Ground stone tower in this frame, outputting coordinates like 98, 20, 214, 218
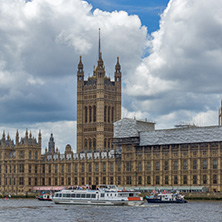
77, 31, 121, 152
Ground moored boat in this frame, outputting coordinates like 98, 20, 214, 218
52, 185, 144, 206
146, 191, 187, 204
36, 194, 53, 201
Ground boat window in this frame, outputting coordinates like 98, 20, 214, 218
59, 193, 62, 197
76, 194, 81, 198
100, 193, 105, 197
86, 194, 90, 198
110, 194, 112, 196
81, 194, 86, 198
129, 193, 134, 197
55, 193, 58, 197
91, 194, 96, 198
71, 194, 75, 198
63, 194, 68, 198
67, 194, 71, 198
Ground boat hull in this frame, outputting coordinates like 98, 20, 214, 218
53, 199, 127, 206
146, 199, 187, 204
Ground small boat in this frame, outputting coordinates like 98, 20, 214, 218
52, 185, 144, 206
146, 192, 187, 204
36, 194, 53, 201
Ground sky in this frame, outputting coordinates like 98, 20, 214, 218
0, 0, 222, 152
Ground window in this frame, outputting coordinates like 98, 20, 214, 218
203, 160, 207, 169
81, 177, 84, 185
118, 176, 121, 185
213, 175, 217, 184
35, 152, 38, 160
42, 165, 45, 174
165, 176, 168, 185
174, 161, 178, 170
89, 106, 92, 122
103, 163, 106, 172
183, 175, 187, 184
88, 163, 92, 173
110, 177, 113, 184
156, 176, 160, 185
89, 139, 92, 149
213, 159, 217, 169
193, 175, 197, 184
111, 107, 114, 122
75, 164, 78, 173
164, 161, 168, 171
108, 106, 111, 123
74, 177, 77, 185
203, 175, 207, 184
55, 164, 58, 173
155, 162, 160, 171
93, 106, 96, 122
29, 151, 32, 160
85, 106, 88, 123
49, 178, 51, 186
61, 177, 64, 185
19, 177, 24, 185
117, 162, 121, 172
147, 176, 151, 184
138, 176, 142, 185
85, 139, 88, 149
174, 175, 178, 184
89, 177, 92, 185
193, 160, 197, 170
35, 166, 38, 174
147, 162, 151, 171
126, 176, 131, 185
95, 163, 99, 172
55, 178, 57, 186
103, 177, 106, 184
81, 163, 85, 173
183, 160, 187, 170
68, 164, 71, 173
49, 165, 51, 174
5, 166, 7, 173
138, 162, 142, 172
61, 164, 64, 173
93, 138, 96, 149
110, 163, 113, 172
20, 151, 24, 158
126, 162, 131, 171
104, 106, 107, 122
68, 177, 71, 185
19, 164, 24, 173
42, 178, 45, 185
29, 165, 32, 174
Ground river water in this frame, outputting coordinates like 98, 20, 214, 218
0, 199, 221, 222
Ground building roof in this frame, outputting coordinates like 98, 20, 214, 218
114, 118, 155, 138
140, 125, 222, 146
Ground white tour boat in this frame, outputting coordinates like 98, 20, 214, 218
52, 185, 144, 206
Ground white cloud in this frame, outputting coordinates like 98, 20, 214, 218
124, 0, 222, 128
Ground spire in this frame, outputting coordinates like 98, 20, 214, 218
98, 28, 101, 60
78, 56, 83, 71
16, 129, 19, 145
115, 56, 121, 73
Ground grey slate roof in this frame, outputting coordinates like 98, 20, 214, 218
114, 118, 155, 138
140, 125, 222, 146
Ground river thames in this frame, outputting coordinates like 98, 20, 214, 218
0, 199, 221, 222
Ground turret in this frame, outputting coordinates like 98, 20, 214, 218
77, 56, 84, 81
16, 130, 19, 145
38, 130, 42, 147
48, 133, 55, 153
2, 131, 5, 146
115, 56, 121, 82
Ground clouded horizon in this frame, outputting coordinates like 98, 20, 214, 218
0, 0, 222, 152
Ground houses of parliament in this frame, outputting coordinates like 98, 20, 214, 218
1, 43, 222, 195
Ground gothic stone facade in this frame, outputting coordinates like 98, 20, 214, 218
77, 53, 121, 152
1, 119, 222, 194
